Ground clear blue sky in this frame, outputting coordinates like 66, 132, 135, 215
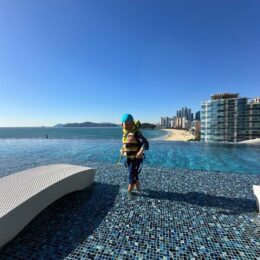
0, 0, 259, 126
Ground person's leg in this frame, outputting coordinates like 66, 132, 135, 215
128, 184, 135, 192
135, 180, 141, 190
133, 158, 142, 190
126, 158, 135, 192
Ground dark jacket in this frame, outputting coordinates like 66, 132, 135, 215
135, 131, 149, 150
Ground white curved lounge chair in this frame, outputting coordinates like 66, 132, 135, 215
0, 164, 96, 248
253, 185, 260, 213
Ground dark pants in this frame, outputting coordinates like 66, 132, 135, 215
125, 158, 143, 184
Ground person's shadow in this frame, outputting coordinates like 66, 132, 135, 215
139, 189, 257, 215
0, 182, 120, 259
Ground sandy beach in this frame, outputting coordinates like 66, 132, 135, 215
162, 129, 195, 141
239, 138, 260, 144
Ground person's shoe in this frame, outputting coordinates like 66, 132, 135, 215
135, 181, 141, 191
128, 184, 134, 193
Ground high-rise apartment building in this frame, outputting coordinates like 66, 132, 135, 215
176, 110, 181, 118
173, 107, 194, 129
201, 93, 260, 142
161, 107, 195, 129
160, 117, 166, 127
195, 111, 200, 121
160, 117, 171, 128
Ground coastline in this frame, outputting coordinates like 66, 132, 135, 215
239, 138, 260, 144
161, 129, 195, 141
160, 130, 260, 144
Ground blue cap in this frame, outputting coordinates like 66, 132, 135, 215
121, 113, 134, 123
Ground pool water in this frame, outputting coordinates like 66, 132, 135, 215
0, 139, 259, 177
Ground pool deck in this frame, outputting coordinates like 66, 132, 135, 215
0, 163, 260, 259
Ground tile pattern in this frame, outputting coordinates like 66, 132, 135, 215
0, 162, 260, 259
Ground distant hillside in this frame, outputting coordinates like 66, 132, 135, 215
54, 122, 155, 128
140, 123, 156, 129
54, 122, 119, 127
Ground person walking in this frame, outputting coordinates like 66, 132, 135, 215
120, 113, 149, 192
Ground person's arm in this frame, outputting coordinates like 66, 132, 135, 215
135, 132, 149, 158
136, 132, 149, 150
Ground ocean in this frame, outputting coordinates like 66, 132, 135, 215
0, 127, 259, 176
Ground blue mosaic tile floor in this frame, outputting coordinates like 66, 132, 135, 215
0, 163, 260, 259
